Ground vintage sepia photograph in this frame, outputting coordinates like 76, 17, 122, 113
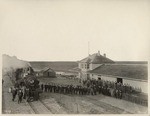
1, 0, 149, 114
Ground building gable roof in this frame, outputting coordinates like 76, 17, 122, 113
79, 53, 114, 64
88, 64, 148, 80
41, 67, 55, 73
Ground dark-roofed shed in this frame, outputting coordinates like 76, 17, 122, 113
40, 67, 56, 78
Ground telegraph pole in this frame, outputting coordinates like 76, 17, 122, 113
88, 41, 90, 56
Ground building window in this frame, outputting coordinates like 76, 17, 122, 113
82, 64, 84, 69
85, 64, 87, 69
87, 63, 89, 69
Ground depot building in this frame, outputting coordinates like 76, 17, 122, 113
77, 51, 148, 93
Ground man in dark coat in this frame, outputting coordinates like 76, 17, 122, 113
93, 85, 97, 95
25, 87, 30, 102
49, 84, 52, 92
53, 84, 56, 93
12, 87, 17, 101
34, 90, 39, 101
41, 84, 44, 91
18, 89, 23, 104
90, 85, 94, 95
119, 90, 122, 99
44, 84, 47, 92
47, 84, 50, 92
98, 85, 102, 94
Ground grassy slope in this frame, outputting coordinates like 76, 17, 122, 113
30, 61, 78, 72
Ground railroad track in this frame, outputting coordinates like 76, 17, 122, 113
30, 92, 131, 114
83, 96, 131, 114
28, 102, 37, 114
39, 99, 54, 113
39, 98, 68, 114
28, 100, 52, 114
62, 94, 132, 114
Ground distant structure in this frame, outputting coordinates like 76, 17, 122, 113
77, 51, 148, 93
78, 51, 114, 79
36, 67, 56, 78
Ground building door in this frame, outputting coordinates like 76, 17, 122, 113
117, 78, 123, 83
87, 74, 90, 80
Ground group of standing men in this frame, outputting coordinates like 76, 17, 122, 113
40, 79, 130, 99
10, 86, 30, 103
40, 80, 123, 99
41, 83, 89, 95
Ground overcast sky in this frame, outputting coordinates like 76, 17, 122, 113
0, 0, 150, 61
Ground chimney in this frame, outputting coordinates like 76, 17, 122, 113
98, 51, 100, 56
103, 53, 106, 57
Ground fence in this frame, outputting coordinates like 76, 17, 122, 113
122, 93, 148, 106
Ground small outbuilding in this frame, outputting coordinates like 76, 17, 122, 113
38, 67, 56, 78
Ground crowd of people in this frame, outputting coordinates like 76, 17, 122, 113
82, 78, 141, 94
8, 72, 142, 104
40, 78, 141, 99
9, 86, 25, 104
5, 68, 143, 106
9, 85, 39, 103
